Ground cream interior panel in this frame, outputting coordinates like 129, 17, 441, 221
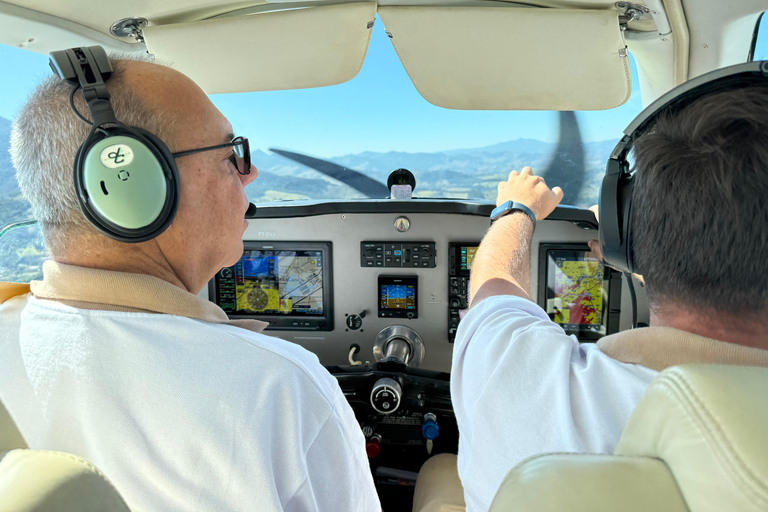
378, 6, 632, 110
143, 2, 376, 93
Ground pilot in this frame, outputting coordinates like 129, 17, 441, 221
0, 54, 380, 511
434, 86, 768, 511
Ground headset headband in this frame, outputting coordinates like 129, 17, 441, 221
48, 46, 180, 243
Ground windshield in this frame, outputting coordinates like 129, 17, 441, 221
0, 18, 643, 235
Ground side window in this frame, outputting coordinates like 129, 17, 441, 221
0, 221, 45, 283
750, 12, 768, 61
0, 43, 50, 282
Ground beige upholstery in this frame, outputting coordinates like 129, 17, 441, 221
0, 400, 26, 452
0, 450, 130, 512
413, 453, 466, 512
489, 365, 768, 512
616, 365, 768, 512
490, 454, 688, 511
0, 400, 130, 511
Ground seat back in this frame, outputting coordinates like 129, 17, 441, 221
491, 365, 768, 512
0, 449, 131, 512
2, 380, 129, 511
490, 453, 687, 512
0, 398, 27, 451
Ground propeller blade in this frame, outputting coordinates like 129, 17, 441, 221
269, 148, 390, 199
542, 111, 585, 205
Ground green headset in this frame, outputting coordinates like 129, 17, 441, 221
49, 46, 179, 243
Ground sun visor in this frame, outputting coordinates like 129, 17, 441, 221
378, 6, 631, 110
143, 3, 376, 94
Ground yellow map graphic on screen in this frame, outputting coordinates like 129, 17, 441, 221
236, 282, 292, 313
554, 261, 603, 325
466, 247, 478, 270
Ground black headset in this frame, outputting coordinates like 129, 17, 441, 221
49, 46, 179, 243
599, 60, 768, 274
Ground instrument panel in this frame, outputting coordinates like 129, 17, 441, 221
205, 201, 647, 374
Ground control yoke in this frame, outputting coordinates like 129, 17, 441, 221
373, 325, 425, 368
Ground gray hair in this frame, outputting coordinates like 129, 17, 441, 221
10, 52, 172, 256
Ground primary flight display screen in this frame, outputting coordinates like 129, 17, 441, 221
540, 246, 608, 339
378, 276, 418, 318
211, 242, 333, 330
459, 246, 479, 271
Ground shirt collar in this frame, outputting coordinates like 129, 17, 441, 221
30, 261, 268, 334
597, 326, 768, 371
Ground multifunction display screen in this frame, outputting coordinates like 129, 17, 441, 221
220, 249, 324, 316
459, 246, 478, 271
378, 276, 418, 318
544, 249, 606, 337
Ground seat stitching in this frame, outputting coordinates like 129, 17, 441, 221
660, 372, 768, 505
15, 450, 131, 511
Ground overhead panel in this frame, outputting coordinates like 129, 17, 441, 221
143, 2, 376, 94
378, 6, 632, 110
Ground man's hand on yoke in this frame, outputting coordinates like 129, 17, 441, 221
496, 166, 564, 220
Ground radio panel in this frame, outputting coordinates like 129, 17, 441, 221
361, 242, 436, 268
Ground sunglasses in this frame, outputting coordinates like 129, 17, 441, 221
171, 136, 251, 175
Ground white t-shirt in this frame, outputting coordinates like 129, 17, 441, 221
451, 295, 658, 512
0, 294, 380, 512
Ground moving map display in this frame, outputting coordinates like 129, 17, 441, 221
544, 249, 606, 336
225, 249, 324, 316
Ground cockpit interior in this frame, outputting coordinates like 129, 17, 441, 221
1, 0, 767, 510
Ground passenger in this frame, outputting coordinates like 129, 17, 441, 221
449, 87, 768, 511
0, 56, 380, 511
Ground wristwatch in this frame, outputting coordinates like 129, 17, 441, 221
490, 201, 537, 227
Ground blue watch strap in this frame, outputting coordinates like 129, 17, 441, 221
490, 200, 537, 227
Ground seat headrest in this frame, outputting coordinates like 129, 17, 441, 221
615, 365, 768, 512
0, 449, 130, 511
489, 453, 688, 512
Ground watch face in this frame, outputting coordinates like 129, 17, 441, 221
491, 201, 513, 220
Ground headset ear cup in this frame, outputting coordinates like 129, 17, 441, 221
74, 126, 179, 243
599, 150, 634, 274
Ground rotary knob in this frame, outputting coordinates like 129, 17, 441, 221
370, 377, 402, 415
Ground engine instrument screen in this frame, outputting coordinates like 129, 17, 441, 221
378, 276, 418, 318
211, 242, 333, 330
460, 246, 478, 271
541, 246, 608, 338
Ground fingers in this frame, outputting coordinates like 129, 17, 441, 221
520, 166, 533, 177
588, 239, 604, 262
507, 170, 519, 181
551, 186, 564, 201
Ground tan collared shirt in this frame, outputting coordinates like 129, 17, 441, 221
29, 260, 268, 333
598, 326, 768, 371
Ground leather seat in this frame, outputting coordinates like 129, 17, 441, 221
0, 399, 130, 511
490, 365, 768, 511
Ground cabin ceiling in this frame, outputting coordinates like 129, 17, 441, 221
1, 0, 765, 110
2, 0, 624, 39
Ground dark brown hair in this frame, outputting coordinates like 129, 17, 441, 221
631, 86, 768, 314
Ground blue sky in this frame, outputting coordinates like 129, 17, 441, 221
0, 17, 653, 158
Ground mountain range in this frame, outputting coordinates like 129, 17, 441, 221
1, 115, 619, 230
